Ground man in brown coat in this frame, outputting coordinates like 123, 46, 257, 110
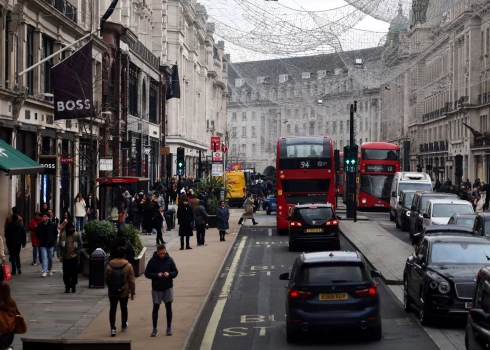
104, 246, 136, 337
4, 206, 22, 230
189, 194, 200, 214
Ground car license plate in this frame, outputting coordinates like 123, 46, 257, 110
319, 293, 348, 301
465, 302, 473, 309
306, 228, 323, 233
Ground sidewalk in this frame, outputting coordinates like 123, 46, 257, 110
340, 220, 413, 284
7, 209, 242, 349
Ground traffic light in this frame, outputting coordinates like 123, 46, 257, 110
345, 145, 358, 173
416, 164, 422, 172
455, 164, 463, 177
177, 147, 185, 175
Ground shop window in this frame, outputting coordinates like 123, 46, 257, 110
26, 25, 35, 95
43, 35, 54, 94
149, 78, 158, 123
129, 63, 139, 116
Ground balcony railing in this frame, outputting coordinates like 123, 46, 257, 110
471, 138, 490, 149
44, 0, 77, 23
419, 140, 448, 153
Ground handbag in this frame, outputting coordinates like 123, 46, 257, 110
2, 264, 12, 282
14, 309, 27, 334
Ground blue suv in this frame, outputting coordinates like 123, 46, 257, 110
279, 251, 382, 343
262, 196, 276, 215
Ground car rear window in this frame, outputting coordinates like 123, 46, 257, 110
457, 218, 475, 228
293, 208, 333, 221
433, 204, 474, 217
299, 264, 367, 284
419, 195, 456, 211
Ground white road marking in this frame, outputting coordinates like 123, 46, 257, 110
200, 236, 248, 350
268, 228, 272, 236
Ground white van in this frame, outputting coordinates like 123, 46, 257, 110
389, 172, 432, 221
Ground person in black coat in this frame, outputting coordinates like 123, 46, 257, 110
153, 205, 166, 246
177, 198, 194, 250
109, 229, 135, 267
142, 198, 155, 235
5, 215, 26, 275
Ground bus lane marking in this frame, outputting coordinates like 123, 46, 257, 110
200, 236, 248, 350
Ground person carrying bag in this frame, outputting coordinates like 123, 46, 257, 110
0, 282, 27, 349
0, 235, 5, 282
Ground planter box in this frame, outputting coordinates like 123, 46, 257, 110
208, 215, 218, 228
80, 249, 90, 277
133, 247, 147, 277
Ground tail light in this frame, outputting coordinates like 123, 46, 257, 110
355, 284, 378, 297
288, 287, 312, 299
326, 219, 339, 226
290, 221, 302, 227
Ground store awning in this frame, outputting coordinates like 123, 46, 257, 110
0, 139, 46, 175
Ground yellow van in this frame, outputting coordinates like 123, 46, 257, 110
225, 171, 247, 207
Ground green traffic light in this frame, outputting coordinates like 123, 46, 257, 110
178, 162, 183, 167
352, 159, 356, 164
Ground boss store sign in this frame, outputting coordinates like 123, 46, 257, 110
38, 156, 57, 175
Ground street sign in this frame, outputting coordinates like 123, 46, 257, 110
60, 156, 74, 164
210, 136, 221, 151
212, 164, 223, 176
221, 145, 228, 153
212, 151, 223, 162
177, 168, 184, 176
100, 158, 113, 171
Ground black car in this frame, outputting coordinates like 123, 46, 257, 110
396, 190, 416, 232
472, 213, 490, 238
447, 213, 476, 229
411, 225, 475, 245
279, 251, 382, 343
465, 266, 490, 350
403, 235, 490, 325
409, 191, 458, 239
288, 203, 341, 252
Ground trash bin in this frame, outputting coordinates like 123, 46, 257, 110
89, 248, 106, 288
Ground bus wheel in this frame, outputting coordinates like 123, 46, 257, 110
278, 229, 288, 236
389, 211, 395, 221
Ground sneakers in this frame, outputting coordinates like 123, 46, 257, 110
18, 269, 21, 275
111, 329, 116, 337
253, 222, 258, 225
42, 272, 47, 277
151, 329, 158, 337
71, 286, 76, 293
180, 247, 184, 250
48, 271, 53, 276
65, 288, 70, 293
31, 262, 37, 266
203, 243, 207, 246
186, 246, 192, 250
122, 322, 128, 332
166, 328, 172, 336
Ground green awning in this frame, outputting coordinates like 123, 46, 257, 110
0, 139, 46, 175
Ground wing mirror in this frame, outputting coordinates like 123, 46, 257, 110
370, 269, 382, 278
337, 215, 342, 220
416, 254, 426, 266
398, 199, 403, 205
279, 272, 290, 280
470, 308, 490, 322
423, 213, 429, 219
391, 191, 396, 197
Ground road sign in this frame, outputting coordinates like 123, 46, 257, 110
212, 151, 223, 162
221, 145, 228, 153
210, 136, 221, 151
212, 164, 223, 176
177, 168, 184, 176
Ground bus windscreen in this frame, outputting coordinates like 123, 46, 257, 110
278, 138, 332, 169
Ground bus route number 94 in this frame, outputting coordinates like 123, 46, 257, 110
300, 161, 310, 168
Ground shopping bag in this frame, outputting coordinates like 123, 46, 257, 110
2, 264, 12, 281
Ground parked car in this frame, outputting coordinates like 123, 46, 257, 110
465, 266, 490, 350
279, 251, 382, 343
396, 190, 416, 232
390, 172, 432, 221
411, 225, 474, 245
447, 213, 476, 229
471, 213, 490, 238
403, 235, 490, 325
409, 191, 458, 240
288, 203, 341, 252
423, 199, 474, 229
262, 196, 277, 215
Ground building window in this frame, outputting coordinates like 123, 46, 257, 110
149, 78, 158, 123
333, 121, 336, 133
295, 125, 299, 134
335, 68, 342, 75
252, 126, 256, 137
317, 70, 326, 79
252, 112, 256, 121
287, 124, 291, 135
235, 78, 244, 87
231, 126, 237, 137
241, 144, 246, 154
279, 74, 289, 83
340, 121, 343, 133
302, 72, 311, 79
42, 35, 54, 94
252, 144, 256, 153
242, 126, 247, 137
257, 76, 267, 84
129, 63, 139, 116
232, 112, 237, 121
26, 25, 35, 95
242, 112, 247, 121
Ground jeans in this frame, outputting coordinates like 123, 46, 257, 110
41, 246, 54, 273
196, 224, 206, 245
76, 216, 85, 231
8, 244, 21, 273
109, 296, 129, 330
32, 246, 42, 264
62, 257, 78, 288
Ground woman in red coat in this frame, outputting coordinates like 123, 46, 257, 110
28, 212, 43, 266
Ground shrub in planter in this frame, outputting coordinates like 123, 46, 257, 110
122, 224, 144, 257
84, 220, 117, 254
207, 197, 220, 215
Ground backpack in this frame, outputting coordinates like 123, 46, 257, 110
107, 263, 127, 294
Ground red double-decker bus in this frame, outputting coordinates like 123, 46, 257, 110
276, 136, 336, 235
336, 151, 344, 196
359, 142, 400, 209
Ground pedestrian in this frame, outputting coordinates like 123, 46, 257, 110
105, 246, 136, 337
74, 193, 87, 232
47, 209, 60, 226
144, 244, 178, 337
28, 212, 43, 266
472, 187, 480, 212
0, 233, 5, 282
153, 205, 167, 246
110, 229, 136, 267
434, 179, 441, 191
86, 193, 97, 221
40, 202, 49, 215
4, 215, 26, 275
238, 192, 258, 225
195, 200, 209, 246
131, 193, 142, 231
4, 207, 23, 230
56, 221, 82, 293
217, 201, 230, 242
476, 195, 485, 213
37, 212, 58, 277
142, 197, 155, 235
0, 282, 24, 349
58, 211, 74, 235
177, 197, 194, 250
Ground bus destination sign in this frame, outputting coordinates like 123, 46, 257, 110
365, 164, 396, 173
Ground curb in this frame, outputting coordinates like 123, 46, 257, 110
339, 228, 403, 285
181, 225, 242, 350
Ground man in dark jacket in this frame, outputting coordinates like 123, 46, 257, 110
153, 205, 166, 246
56, 221, 82, 293
109, 229, 135, 268
194, 201, 208, 246
37, 212, 58, 277
144, 245, 178, 337
177, 198, 194, 250
5, 214, 26, 275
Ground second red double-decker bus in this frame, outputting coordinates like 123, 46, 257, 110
336, 151, 344, 197
359, 142, 400, 210
276, 136, 336, 235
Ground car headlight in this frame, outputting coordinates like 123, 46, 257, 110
406, 211, 411, 216
361, 199, 367, 204
438, 281, 450, 294
429, 281, 438, 289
